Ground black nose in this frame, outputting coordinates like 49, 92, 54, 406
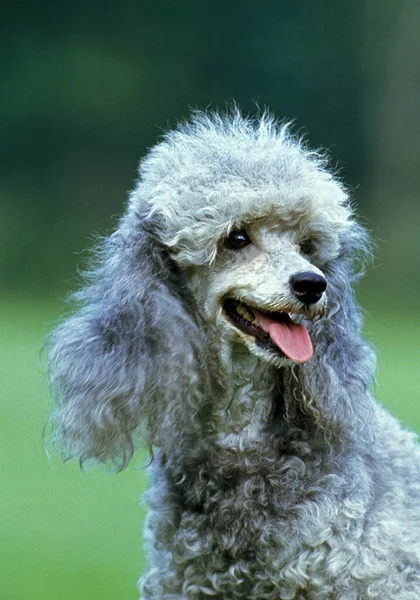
290, 271, 327, 305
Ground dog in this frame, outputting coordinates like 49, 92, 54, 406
48, 111, 420, 599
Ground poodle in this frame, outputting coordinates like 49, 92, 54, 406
48, 111, 420, 599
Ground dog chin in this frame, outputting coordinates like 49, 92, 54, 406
248, 339, 295, 368
222, 324, 295, 368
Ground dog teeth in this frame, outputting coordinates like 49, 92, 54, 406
235, 303, 255, 322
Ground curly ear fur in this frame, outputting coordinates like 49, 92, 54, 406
48, 208, 214, 469
284, 221, 377, 445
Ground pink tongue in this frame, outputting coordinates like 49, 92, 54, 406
255, 312, 313, 364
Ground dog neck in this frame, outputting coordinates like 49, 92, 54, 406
212, 342, 280, 448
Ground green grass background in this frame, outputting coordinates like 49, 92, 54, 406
1, 296, 419, 600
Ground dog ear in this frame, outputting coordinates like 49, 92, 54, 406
47, 208, 210, 469
284, 222, 377, 443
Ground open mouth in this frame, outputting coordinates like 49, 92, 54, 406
223, 298, 313, 364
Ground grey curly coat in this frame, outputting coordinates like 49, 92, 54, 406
48, 112, 420, 599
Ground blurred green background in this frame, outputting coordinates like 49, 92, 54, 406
1, 2, 419, 599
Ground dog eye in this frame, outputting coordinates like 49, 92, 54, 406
299, 238, 314, 255
225, 229, 252, 250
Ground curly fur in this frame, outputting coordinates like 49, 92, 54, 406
48, 111, 420, 599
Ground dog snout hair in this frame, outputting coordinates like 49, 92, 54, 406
289, 271, 327, 305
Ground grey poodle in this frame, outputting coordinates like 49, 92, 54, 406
48, 112, 420, 599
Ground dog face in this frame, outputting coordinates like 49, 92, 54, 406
140, 120, 352, 368
183, 217, 329, 367
134, 116, 354, 368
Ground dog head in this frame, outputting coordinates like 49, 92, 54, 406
137, 112, 352, 369
48, 111, 374, 467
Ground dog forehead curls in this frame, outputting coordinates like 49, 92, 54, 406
48, 111, 420, 599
